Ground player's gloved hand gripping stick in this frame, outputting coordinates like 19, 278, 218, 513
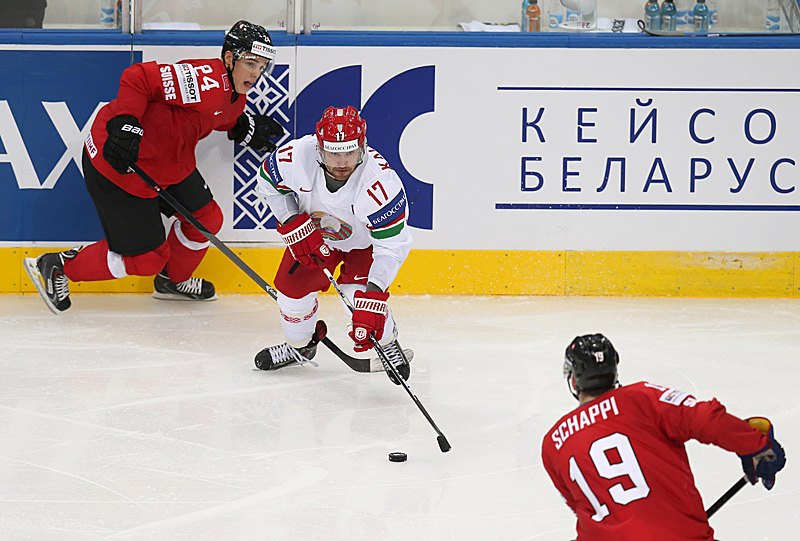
315, 260, 451, 453
104, 115, 143, 174
227, 111, 284, 153
277, 212, 330, 270
706, 416, 786, 518
349, 290, 390, 352
128, 164, 378, 374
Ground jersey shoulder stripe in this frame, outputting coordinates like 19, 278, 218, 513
261, 151, 292, 194
368, 189, 407, 239
371, 221, 405, 240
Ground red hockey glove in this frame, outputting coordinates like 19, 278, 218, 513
349, 290, 389, 352
738, 417, 786, 490
277, 213, 329, 269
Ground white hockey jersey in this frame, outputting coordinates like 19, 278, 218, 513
255, 134, 413, 291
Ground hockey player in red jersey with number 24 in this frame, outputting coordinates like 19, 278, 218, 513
25, 21, 284, 314
542, 334, 786, 541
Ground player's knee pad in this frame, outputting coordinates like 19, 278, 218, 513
123, 242, 170, 276
277, 291, 319, 316
178, 200, 223, 243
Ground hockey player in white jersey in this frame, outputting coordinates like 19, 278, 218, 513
253, 105, 412, 384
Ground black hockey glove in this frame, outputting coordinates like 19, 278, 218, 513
103, 115, 143, 175
227, 112, 284, 153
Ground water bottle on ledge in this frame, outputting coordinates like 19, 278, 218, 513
644, 0, 661, 31
549, 0, 563, 30
522, 0, 542, 32
100, 0, 118, 29
707, 0, 718, 27
676, 0, 690, 31
661, 0, 677, 31
766, 0, 780, 32
692, 0, 709, 32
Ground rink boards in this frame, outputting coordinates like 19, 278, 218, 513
2, 31, 800, 296
5, 247, 798, 297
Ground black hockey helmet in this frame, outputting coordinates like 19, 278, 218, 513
222, 20, 276, 64
563, 333, 619, 399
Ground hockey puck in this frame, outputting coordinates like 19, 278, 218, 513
388, 452, 407, 462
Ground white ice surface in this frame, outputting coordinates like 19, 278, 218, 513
1, 293, 797, 540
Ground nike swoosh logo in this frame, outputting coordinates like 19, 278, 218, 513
353, 275, 369, 281
299, 188, 311, 192
214, 111, 223, 116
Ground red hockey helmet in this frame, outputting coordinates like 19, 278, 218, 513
315, 106, 366, 154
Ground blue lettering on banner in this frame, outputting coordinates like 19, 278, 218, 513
499, 85, 800, 212
368, 190, 406, 228
0, 50, 137, 241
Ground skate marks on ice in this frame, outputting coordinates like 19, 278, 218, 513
0, 294, 798, 539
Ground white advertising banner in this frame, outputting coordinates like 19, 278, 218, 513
149, 44, 800, 252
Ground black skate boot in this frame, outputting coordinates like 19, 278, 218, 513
380, 339, 411, 385
153, 269, 217, 301
255, 320, 328, 370
23, 247, 80, 314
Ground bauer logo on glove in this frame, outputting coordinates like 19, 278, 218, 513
121, 124, 144, 136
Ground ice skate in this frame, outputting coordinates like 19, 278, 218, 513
23, 248, 80, 314
255, 320, 327, 370
153, 270, 217, 301
380, 339, 411, 385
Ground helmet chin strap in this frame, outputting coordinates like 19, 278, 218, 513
568, 376, 580, 401
224, 53, 239, 101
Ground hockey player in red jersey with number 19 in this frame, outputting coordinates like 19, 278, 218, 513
24, 20, 284, 314
541, 334, 786, 541
252, 106, 413, 384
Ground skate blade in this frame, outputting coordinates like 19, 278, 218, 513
23, 257, 61, 316
369, 349, 414, 373
152, 291, 219, 301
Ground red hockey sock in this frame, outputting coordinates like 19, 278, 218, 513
164, 200, 222, 282
62, 241, 115, 282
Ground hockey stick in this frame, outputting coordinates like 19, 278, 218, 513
128, 163, 375, 373
317, 263, 452, 453
706, 477, 747, 518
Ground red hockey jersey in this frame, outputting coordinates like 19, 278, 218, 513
85, 58, 244, 197
541, 382, 767, 541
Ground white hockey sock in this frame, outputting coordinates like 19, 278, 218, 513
277, 291, 319, 348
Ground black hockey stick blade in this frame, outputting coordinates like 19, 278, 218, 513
321, 337, 370, 373
438, 435, 451, 453
128, 164, 371, 374
706, 476, 747, 518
